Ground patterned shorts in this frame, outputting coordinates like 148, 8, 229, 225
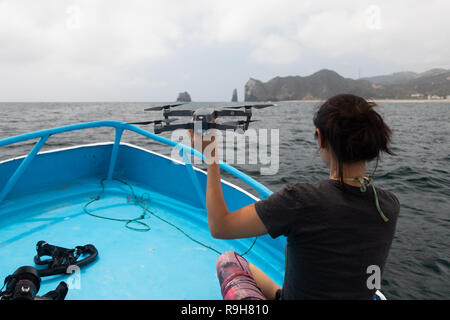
216, 251, 267, 300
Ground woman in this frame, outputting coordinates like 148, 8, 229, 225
190, 94, 399, 300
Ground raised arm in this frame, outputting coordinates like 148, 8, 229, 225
189, 130, 268, 239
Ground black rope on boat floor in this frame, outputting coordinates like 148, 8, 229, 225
83, 178, 257, 257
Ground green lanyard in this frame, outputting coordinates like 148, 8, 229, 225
345, 176, 389, 222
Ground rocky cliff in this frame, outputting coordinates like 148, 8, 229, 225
245, 68, 450, 101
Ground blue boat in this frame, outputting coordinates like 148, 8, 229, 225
0, 121, 286, 299
0, 120, 386, 300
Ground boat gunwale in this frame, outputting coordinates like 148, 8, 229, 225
0, 141, 261, 202
0, 121, 272, 204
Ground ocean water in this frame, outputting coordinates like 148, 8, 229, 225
0, 101, 449, 299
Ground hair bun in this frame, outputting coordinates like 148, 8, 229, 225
313, 94, 394, 171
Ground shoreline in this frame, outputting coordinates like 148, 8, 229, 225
278, 99, 450, 103
0, 99, 449, 104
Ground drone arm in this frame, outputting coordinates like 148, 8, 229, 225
154, 122, 240, 133
214, 110, 249, 117
164, 110, 195, 117
154, 123, 193, 134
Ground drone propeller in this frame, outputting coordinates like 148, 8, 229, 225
220, 120, 259, 126
144, 103, 186, 111
127, 118, 179, 125
225, 103, 276, 110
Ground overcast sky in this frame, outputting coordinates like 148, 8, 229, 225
0, 0, 449, 101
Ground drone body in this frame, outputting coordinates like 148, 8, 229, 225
127, 103, 276, 134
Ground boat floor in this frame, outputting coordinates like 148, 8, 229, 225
0, 178, 284, 299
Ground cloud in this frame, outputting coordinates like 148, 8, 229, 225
197, 0, 311, 43
0, 1, 190, 100
199, 0, 450, 69
0, 0, 449, 100
294, 1, 450, 68
249, 34, 302, 65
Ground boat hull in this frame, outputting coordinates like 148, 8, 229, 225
0, 143, 286, 299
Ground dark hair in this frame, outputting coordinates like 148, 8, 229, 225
313, 94, 394, 183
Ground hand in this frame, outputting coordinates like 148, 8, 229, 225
188, 128, 219, 164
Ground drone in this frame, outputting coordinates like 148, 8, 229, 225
126, 103, 277, 134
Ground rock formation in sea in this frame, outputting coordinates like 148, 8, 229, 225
176, 91, 191, 102
231, 89, 238, 102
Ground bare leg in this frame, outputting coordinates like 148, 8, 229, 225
248, 262, 282, 300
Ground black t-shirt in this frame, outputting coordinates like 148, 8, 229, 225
254, 179, 399, 300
